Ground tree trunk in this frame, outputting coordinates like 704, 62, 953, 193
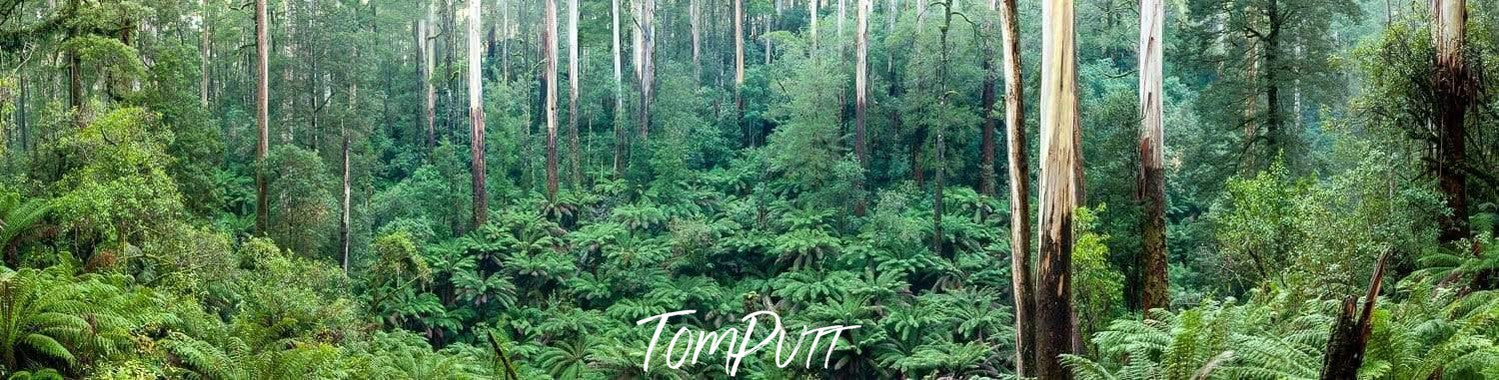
638, 0, 655, 141
612, 0, 625, 177
808, 0, 818, 54
691, 0, 701, 78
569, 0, 581, 188
1036, 0, 1080, 376
1001, 0, 1037, 371
445, 0, 459, 141
1319, 253, 1388, 380
502, 0, 511, 81
1000, 0, 1035, 372
1433, 0, 1471, 245
764, 17, 772, 65
1138, 0, 1169, 313
200, 0, 211, 109
978, 6, 997, 197
340, 127, 351, 273
853, 0, 869, 216
632, 0, 642, 84
470, 0, 489, 227
68, 0, 82, 124
255, 0, 270, 236
1263, 0, 1281, 158
545, 0, 560, 199
735, 0, 746, 146
419, 16, 435, 150
838, 0, 846, 39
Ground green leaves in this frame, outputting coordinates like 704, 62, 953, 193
0, 190, 49, 265
0, 266, 157, 373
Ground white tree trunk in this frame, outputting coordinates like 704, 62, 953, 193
808, 0, 818, 54
569, 0, 581, 187
1036, 0, 1080, 377
1137, 0, 1169, 312
469, 0, 489, 226
545, 0, 560, 197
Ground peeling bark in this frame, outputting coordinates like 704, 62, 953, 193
1138, 0, 1169, 313
1036, 0, 1080, 377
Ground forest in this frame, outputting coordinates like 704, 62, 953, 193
1, 0, 1498, 378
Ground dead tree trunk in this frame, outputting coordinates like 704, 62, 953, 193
1319, 253, 1389, 380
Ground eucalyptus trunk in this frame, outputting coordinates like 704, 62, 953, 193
1432, 0, 1471, 245
569, 0, 581, 188
1036, 0, 1081, 377
1000, 0, 1035, 373
853, 0, 869, 216
255, 0, 270, 236
545, 0, 560, 199
1138, 0, 1169, 313
471, 0, 490, 226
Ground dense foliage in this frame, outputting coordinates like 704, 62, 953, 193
1, 0, 1498, 378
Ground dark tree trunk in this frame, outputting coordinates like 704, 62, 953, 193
1263, 0, 1281, 158
999, 0, 1036, 373
1320, 253, 1388, 380
979, 50, 998, 197
1433, 0, 1471, 245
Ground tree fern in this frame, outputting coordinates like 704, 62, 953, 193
0, 191, 49, 265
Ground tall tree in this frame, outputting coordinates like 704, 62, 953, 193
418, 12, 436, 150
735, 0, 746, 145
808, 0, 817, 54
1138, 0, 1169, 312
568, 0, 581, 188
690, 0, 701, 76
978, 3, 998, 197
1036, 0, 1081, 376
998, 0, 1035, 374
340, 124, 351, 272
638, 0, 655, 140
67, 0, 81, 124
1432, 0, 1471, 245
853, 0, 868, 216
200, 0, 211, 108
255, 0, 270, 236
545, 0, 560, 199
612, 0, 626, 176
470, 0, 490, 227
837, 0, 845, 39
